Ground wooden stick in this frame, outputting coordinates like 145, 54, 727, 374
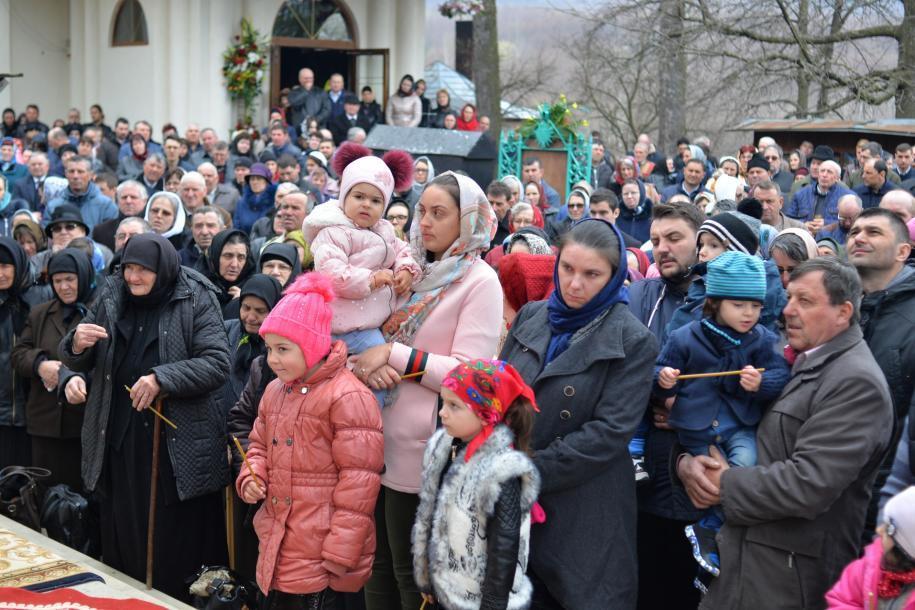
232, 435, 263, 491
401, 370, 426, 380
125, 385, 178, 429
420, 599, 428, 610
146, 397, 162, 590
676, 368, 765, 381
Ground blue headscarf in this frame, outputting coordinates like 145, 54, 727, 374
545, 218, 629, 365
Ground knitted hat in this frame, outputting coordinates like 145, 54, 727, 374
258, 272, 335, 368
884, 486, 915, 560
705, 251, 766, 302
698, 213, 759, 255
747, 153, 769, 172
332, 142, 413, 208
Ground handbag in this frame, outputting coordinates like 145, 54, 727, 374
0, 466, 51, 531
40, 484, 101, 558
187, 564, 259, 610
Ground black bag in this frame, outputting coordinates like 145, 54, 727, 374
0, 466, 51, 531
41, 484, 101, 558
187, 565, 259, 610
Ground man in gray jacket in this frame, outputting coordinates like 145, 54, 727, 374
288, 67, 331, 129
679, 257, 893, 610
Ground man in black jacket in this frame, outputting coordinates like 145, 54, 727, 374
288, 68, 331, 130
848, 207, 915, 540
359, 86, 384, 130
328, 95, 371, 145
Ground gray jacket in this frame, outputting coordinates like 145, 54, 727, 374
59, 268, 231, 501
288, 86, 331, 128
702, 325, 893, 610
500, 301, 659, 610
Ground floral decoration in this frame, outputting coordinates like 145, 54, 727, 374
222, 18, 269, 127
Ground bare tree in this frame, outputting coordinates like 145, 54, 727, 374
473, 0, 502, 136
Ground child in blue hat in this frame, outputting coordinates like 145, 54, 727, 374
652, 250, 790, 589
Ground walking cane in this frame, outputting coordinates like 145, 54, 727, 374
146, 396, 164, 590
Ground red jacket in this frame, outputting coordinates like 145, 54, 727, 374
826, 539, 915, 609
236, 340, 384, 595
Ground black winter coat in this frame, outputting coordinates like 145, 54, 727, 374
59, 268, 231, 500
226, 355, 274, 478
500, 301, 658, 609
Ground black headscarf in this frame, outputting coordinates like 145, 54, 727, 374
234, 274, 282, 376
200, 229, 254, 303
0, 236, 31, 334
120, 233, 181, 308
258, 242, 302, 286
48, 248, 94, 322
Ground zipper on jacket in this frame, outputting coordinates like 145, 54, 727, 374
789, 552, 806, 608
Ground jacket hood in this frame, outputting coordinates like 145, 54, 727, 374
0, 236, 30, 297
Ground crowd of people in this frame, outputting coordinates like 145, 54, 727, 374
1, 71, 915, 610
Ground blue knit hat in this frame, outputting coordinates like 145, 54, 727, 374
705, 251, 766, 302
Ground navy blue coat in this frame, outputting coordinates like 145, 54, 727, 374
786, 182, 854, 223
853, 180, 898, 209
654, 320, 789, 432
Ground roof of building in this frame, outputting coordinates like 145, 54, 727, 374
731, 118, 915, 137
423, 61, 537, 120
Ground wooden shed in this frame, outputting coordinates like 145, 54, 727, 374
730, 118, 915, 157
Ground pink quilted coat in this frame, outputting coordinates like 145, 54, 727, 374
826, 539, 915, 609
303, 200, 420, 334
236, 340, 384, 595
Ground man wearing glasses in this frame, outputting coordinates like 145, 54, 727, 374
763, 145, 794, 194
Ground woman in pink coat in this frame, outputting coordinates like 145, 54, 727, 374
237, 273, 384, 608
826, 486, 915, 609
355, 171, 502, 610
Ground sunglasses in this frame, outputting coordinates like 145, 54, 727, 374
386, 214, 408, 221
568, 203, 585, 209
51, 223, 80, 233
764, 156, 779, 161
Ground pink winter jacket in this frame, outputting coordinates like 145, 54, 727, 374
236, 341, 384, 595
304, 199, 421, 334
826, 540, 915, 609
382, 258, 503, 493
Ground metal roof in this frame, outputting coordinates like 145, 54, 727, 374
731, 118, 915, 137
422, 61, 538, 120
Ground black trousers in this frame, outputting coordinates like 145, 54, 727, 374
265, 588, 338, 610
636, 511, 701, 610
363, 486, 421, 610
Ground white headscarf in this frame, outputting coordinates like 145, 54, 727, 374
144, 191, 187, 240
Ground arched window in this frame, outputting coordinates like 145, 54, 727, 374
112, 0, 149, 47
272, 0, 355, 42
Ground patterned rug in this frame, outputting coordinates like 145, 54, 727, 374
0, 529, 102, 591
0, 587, 167, 609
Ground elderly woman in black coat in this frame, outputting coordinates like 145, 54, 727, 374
59, 233, 230, 601
11, 248, 94, 491
500, 219, 658, 610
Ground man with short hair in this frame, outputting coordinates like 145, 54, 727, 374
847, 142, 901, 188
661, 158, 707, 203
113, 216, 150, 253
276, 191, 309, 235
46, 127, 71, 178
326, 73, 352, 122
318, 138, 336, 166
276, 155, 309, 192
15, 104, 48, 138
816, 193, 862, 244
93, 171, 118, 201
786, 159, 854, 230
184, 123, 203, 161
232, 157, 252, 194
590, 141, 613, 190
486, 181, 513, 249
522, 157, 560, 210
764, 145, 793, 193
83, 125, 120, 172
211, 141, 231, 182
679, 258, 892, 609
179, 171, 208, 214
138, 153, 165, 195
895, 142, 915, 183
163, 135, 195, 172
191, 128, 218, 165
589, 188, 642, 247
45, 156, 118, 231
847, 208, 915, 540
789, 143, 833, 197
880, 189, 915, 223
628, 201, 705, 610
113, 118, 131, 148
91, 179, 149, 251
756, 180, 804, 231
11, 152, 49, 211
359, 86, 384, 130
347, 127, 366, 144
179, 206, 225, 267
117, 120, 162, 159
855, 157, 898, 209
289, 68, 331, 129
267, 122, 302, 159
198, 162, 239, 215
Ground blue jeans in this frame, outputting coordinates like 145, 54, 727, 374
629, 416, 650, 457
334, 328, 387, 409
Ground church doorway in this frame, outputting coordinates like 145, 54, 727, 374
269, 0, 389, 116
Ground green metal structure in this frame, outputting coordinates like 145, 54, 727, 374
498, 103, 592, 196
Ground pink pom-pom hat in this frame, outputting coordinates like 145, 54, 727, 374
259, 272, 336, 369
333, 141, 413, 208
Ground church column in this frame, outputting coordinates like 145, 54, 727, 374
69, 0, 86, 111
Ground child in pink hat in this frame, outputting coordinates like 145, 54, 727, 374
238, 272, 384, 605
303, 142, 421, 406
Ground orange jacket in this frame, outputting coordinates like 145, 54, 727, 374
236, 340, 384, 594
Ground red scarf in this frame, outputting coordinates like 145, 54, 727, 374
878, 567, 915, 599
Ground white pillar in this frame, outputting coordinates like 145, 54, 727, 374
0, 2, 11, 111
69, 0, 86, 112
